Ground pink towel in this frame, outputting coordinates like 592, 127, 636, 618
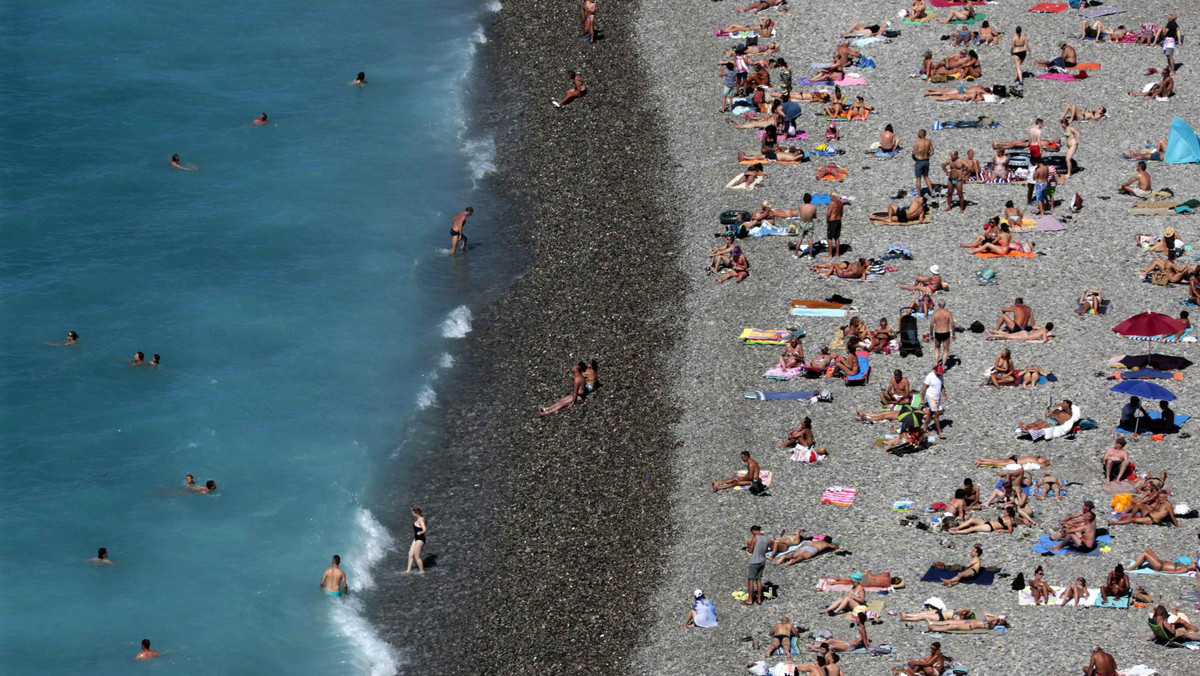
1037, 72, 1080, 82
815, 578, 891, 592
929, 0, 984, 6
821, 487, 858, 506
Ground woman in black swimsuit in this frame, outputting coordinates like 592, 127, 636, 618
1011, 27, 1028, 84
406, 506, 427, 574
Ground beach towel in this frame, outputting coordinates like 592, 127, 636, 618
1031, 214, 1066, 232
745, 390, 822, 401
713, 29, 759, 38
734, 469, 772, 490
756, 129, 808, 141
816, 166, 849, 182
1002, 217, 1037, 232
948, 13, 985, 24
1073, 62, 1102, 70
825, 111, 870, 121
1031, 533, 1111, 556
792, 307, 856, 317
1077, 7, 1126, 19
929, 0, 985, 6
904, 12, 939, 24
739, 328, 793, 344
869, 149, 901, 160
1018, 586, 1130, 607
933, 119, 1000, 130
1114, 369, 1182, 381
1116, 410, 1191, 434
1123, 327, 1194, 343
726, 174, 763, 190
765, 365, 805, 380
1126, 562, 1197, 578
1116, 668, 1160, 676
975, 249, 1036, 258
798, 75, 867, 86
1037, 72, 1084, 82
821, 486, 858, 506
846, 646, 895, 655
1029, 3, 1068, 12
851, 36, 887, 48
739, 157, 804, 165
870, 211, 932, 225
750, 223, 789, 237
919, 567, 996, 585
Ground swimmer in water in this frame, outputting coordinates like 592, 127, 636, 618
185, 474, 196, 490
46, 331, 79, 346
353, 72, 366, 86
135, 639, 160, 660
130, 351, 146, 366
320, 554, 348, 596
195, 480, 217, 494
170, 154, 197, 171
253, 113, 268, 125
150, 354, 160, 366
87, 547, 114, 565
451, 207, 473, 256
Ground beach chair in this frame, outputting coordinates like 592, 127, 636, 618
1149, 619, 1186, 647
899, 313, 923, 357
845, 352, 871, 385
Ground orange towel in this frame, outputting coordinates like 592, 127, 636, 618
739, 157, 802, 165
1073, 62, 1102, 70
816, 166, 848, 181
975, 250, 1036, 259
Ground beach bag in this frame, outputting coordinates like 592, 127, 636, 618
1068, 0, 1081, 8
929, 72, 948, 83
1071, 193, 1083, 212
991, 84, 1007, 98
1133, 587, 1154, 604
1112, 494, 1133, 513
1076, 417, 1098, 430
969, 320, 986, 333
720, 210, 751, 225
1150, 270, 1170, 286
1011, 572, 1026, 591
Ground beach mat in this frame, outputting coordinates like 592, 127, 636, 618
1116, 410, 1191, 434
744, 390, 820, 401
1037, 72, 1084, 82
1029, 3, 1068, 12
920, 567, 996, 585
1018, 586, 1130, 608
975, 249, 1036, 259
1126, 563, 1197, 578
1077, 7, 1126, 19
798, 75, 867, 86
1031, 533, 1110, 556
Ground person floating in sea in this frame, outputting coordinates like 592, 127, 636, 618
552, 70, 587, 108
321, 555, 348, 597
150, 354, 160, 367
195, 480, 218, 494
170, 154, 197, 171
185, 475, 197, 490
129, 351, 146, 366
252, 113, 269, 125
354, 72, 367, 86
135, 639, 161, 661
407, 507, 427, 574
451, 207, 473, 256
46, 331, 78, 346
87, 547, 114, 565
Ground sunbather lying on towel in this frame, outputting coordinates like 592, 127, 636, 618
939, 543, 984, 587
828, 571, 903, 589
846, 97, 873, 119
1061, 103, 1106, 123
975, 454, 1049, 469
730, 163, 766, 188
813, 258, 868, 279
1123, 137, 1168, 161
841, 21, 890, 38
926, 613, 1007, 631
900, 604, 971, 623
1018, 400, 1073, 431
1129, 71, 1173, 99
870, 196, 927, 224
777, 537, 840, 565
985, 323, 1054, 343
949, 507, 1016, 534
1130, 548, 1197, 573
766, 529, 808, 557
923, 85, 996, 102
723, 42, 780, 58
1140, 250, 1194, 283
908, 0, 929, 21
1077, 289, 1105, 315
738, 148, 806, 163
720, 17, 775, 36
736, 0, 786, 14
779, 417, 815, 450
808, 611, 871, 652
938, 4, 976, 24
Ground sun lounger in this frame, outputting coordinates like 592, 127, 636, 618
845, 353, 870, 384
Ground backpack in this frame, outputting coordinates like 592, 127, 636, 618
1011, 572, 1026, 591
969, 320, 986, 333
1150, 270, 1170, 286
1071, 192, 1083, 212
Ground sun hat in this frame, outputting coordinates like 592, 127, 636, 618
850, 572, 864, 582
694, 589, 704, 598
924, 597, 947, 611
1166, 227, 1176, 237
930, 265, 940, 274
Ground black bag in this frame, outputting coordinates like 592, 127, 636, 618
720, 210, 751, 225
969, 320, 985, 333
1011, 572, 1026, 591
991, 84, 1007, 98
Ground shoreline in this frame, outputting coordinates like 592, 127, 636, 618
371, 0, 684, 672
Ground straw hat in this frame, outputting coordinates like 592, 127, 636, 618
930, 265, 941, 275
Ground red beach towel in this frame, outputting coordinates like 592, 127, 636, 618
1029, 3, 1068, 12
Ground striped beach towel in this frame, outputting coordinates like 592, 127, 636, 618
821, 486, 858, 506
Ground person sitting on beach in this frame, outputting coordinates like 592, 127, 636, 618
988, 348, 1018, 387
776, 537, 839, 565
1105, 25, 1130, 42
1060, 577, 1090, 607
969, 223, 1030, 256
822, 574, 866, 615
716, 247, 750, 283
708, 235, 735, 274
938, 4, 976, 24
808, 611, 871, 652
1129, 71, 1174, 99
939, 543, 984, 587
994, 297, 1033, 332
729, 163, 766, 189
552, 70, 587, 108
846, 97, 873, 120
170, 154, 197, 171
840, 21, 889, 38
962, 149, 983, 181
1103, 437, 1131, 482
1151, 604, 1200, 641
926, 613, 1008, 632
1048, 500, 1097, 551
907, 0, 928, 21
827, 346, 860, 379
1027, 565, 1056, 605
685, 589, 719, 628
812, 258, 868, 280
978, 21, 1003, 46
948, 489, 970, 520
1083, 646, 1118, 676
1131, 548, 1197, 573
763, 616, 802, 656
922, 85, 995, 103
776, 335, 805, 370
893, 641, 944, 676
735, 0, 787, 15
806, 346, 835, 372
539, 363, 588, 415
1035, 43, 1077, 70
961, 218, 1000, 249
1140, 250, 1194, 284
878, 369, 912, 408
712, 451, 762, 492
1081, 20, 1116, 40
1119, 161, 1154, 197
897, 266, 944, 296
1099, 564, 1130, 604
1110, 497, 1180, 527
870, 196, 926, 224
779, 416, 815, 450
1061, 103, 1105, 124
948, 506, 1016, 535
867, 318, 894, 354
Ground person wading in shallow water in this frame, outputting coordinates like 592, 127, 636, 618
407, 507, 427, 574
320, 555, 348, 596
450, 207, 473, 255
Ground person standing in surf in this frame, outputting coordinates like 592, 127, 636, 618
451, 207, 473, 255
320, 555, 348, 596
407, 507, 427, 574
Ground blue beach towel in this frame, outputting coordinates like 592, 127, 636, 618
920, 567, 996, 586
1116, 410, 1191, 434
1031, 533, 1110, 556
1126, 562, 1197, 578
744, 390, 820, 401
1116, 369, 1176, 380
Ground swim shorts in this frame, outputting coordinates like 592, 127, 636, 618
914, 158, 930, 177
934, 331, 951, 343
326, 590, 343, 597
764, 150, 778, 160
1133, 187, 1152, 198
1052, 57, 1067, 69
748, 562, 766, 580
1151, 151, 1164, 161
926, 395, 941, 412
826, 219, 842, 241
1165, 47, 1176, 57
793, 222, 814, 239
1034, 182, 1048, 202
1029, 144, 1041, 159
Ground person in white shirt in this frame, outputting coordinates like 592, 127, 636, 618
685, 589, 718, 628
921, 365, 948, 438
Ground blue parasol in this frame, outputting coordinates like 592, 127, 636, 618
1109, 380, 1177, 402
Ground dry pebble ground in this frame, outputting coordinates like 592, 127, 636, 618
636, 1, 1200, 674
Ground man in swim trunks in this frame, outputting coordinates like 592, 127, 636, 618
912, 129, 934, 198
994, 297, 1033, 332
765, 616, 803, 657
812, 258, 866, 279
1031, 159, 1050, 215
1118, 161, 1153, 197
789, 193, 818, 258
825, 190, 844, 258
930, 299, 954, 368
450, 207, 473, 256
873, 196, 925, 224
712, 451, 761, 492
1123, 137, 1168, 161
880, 370, 911, 407
941, 150, 968, 212
1129, 71, 1174, 99
893, 641, 944, 676
777, 537, 839, 565
320, 554, 348, 596
1018, 400, 1073, 431
1035, 43, 1077, 71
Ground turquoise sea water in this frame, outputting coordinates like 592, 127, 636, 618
0, 1, 508, 673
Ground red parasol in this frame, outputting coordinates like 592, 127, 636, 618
1112, 312, 1187, 339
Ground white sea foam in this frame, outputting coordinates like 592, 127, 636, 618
440, 305, 473, 338
486, 0, 502, 12
471, 25, 488, 45
463, 134, 497, 181
416, 384, 437, 409
439, 352, 455, 369
330, 509, 400, 675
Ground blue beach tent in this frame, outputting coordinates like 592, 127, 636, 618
1165, 116, 1200, 165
